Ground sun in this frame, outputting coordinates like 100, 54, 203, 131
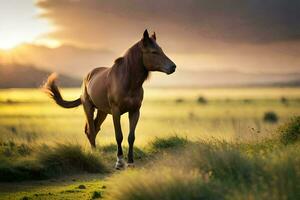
0, 30, 32, 50
0, 32, 60, 50
0, 1, 57, 50
0, 28, 59, 50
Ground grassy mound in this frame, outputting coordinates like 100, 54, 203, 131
38, 144, 107, 176
0, 143, 107, 182
263, 111, 279, 123
278, 116, 300, 145
149, 135, 188, 152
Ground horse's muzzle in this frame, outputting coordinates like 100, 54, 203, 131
166, 64, 176, 75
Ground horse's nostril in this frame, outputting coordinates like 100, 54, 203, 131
171, 65, 176, 71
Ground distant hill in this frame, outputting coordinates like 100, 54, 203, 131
0, 43, 115, 78
271, 80, 300, 87
0, 63, 81, 88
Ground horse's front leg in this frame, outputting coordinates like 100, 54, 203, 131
112, 107, 125, 169
127, 110, 140, 167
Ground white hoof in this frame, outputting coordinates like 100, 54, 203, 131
115, 156, 125, 170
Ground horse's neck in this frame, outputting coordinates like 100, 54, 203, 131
123, 45, 148, 91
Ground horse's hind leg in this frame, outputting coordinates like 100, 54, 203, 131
94, 109, 107, 134
82, 98, 96, 148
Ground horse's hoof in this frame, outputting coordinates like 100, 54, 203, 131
114, 157, 125, 170
127, 163, 135, 168
114, 162, 125, 170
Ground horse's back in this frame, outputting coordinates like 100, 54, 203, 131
86, 67, 108, 81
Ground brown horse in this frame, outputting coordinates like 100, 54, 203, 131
44, 30, 176, 169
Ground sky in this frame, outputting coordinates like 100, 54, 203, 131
0, 0, 57, 49
0, 0, 299, 86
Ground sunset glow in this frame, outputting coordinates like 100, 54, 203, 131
0, 0, 54, 50
0, 27, 44, 50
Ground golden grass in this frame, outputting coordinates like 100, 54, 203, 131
0, 87, 300, 146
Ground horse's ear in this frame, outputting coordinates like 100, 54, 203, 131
143, 29, 149, 40
151, 32, 156, 41
142, 29, 151, 46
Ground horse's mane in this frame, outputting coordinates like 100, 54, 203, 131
114, 57, 124, 65
114, 41, 149, 82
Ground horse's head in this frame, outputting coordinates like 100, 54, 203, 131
141, 29, 176, 75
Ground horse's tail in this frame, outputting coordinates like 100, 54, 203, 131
43, 73, 82, 108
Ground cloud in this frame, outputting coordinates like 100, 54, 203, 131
32, 0, 300, 75
37, 0, 300, 49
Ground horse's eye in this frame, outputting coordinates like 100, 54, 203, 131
152, 51, 159, 55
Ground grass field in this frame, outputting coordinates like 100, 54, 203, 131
1, 87, 300, 145
0, 87, 299, 199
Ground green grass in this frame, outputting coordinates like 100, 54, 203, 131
0, 128, 299, 199
0, 175, 108, 200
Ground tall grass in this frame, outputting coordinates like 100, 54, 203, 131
105, 118, 300, 200
106, 142, 300, 200
106, 169, 224, 200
